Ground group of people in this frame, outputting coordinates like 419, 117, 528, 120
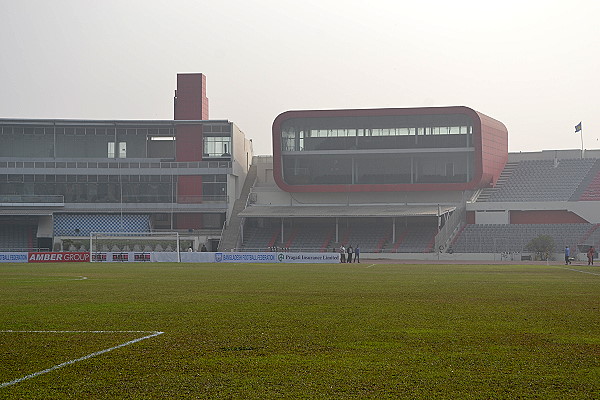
188, 244, 208, 252
564, 245, 595, 265
339, 244, 360, 263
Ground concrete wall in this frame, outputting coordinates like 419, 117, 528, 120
467, 200, 600, 224
475, 210, 509, 224
508, 149, 600, 162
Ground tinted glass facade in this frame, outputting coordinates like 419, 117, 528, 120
273, 107, 508, 192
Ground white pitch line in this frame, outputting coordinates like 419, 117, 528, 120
554, 266, 600, 276
0, 330, 164, 388
5, 276, 88, 281
366, 264, 376, 268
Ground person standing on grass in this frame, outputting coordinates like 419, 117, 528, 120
587, 246, 595, 265
565, 246, 571, 265
347, 245, 353, 263
354, 245, 360, 263
340, 244, 346, 263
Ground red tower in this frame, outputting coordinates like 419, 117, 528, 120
174, 73, 208, 211
174, 73, 209, 120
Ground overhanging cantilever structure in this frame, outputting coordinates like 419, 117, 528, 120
272, 106, 508, 193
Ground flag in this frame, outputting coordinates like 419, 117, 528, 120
575, 122, 582, 133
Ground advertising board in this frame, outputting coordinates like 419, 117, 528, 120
0, 252, 29, 263
28, 252, 90, 263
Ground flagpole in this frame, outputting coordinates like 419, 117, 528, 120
581, 126, 584, 159
576, 122, 584, 159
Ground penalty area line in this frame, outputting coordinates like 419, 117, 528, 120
0, 330, 164, 389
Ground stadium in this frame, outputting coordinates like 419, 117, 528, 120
1, 73, 599, 398
0, 72, 599, 262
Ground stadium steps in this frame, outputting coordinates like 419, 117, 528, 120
475, 162, 517, 202
266, 229, 281, 248
579, 223, 600, 246
283, 228, 298, 248
320, 229, 335, 252
573, 159, 600, 200
447, 223, 467, 251
217, 164, 257, 251
391, 230, 409, 251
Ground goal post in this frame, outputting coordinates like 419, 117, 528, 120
89, 232, 182, 262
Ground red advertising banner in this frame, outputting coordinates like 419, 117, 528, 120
28, 252, 90, 263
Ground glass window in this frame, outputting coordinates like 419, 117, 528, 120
203, 136, 231, 157
119, 142, 126, 158
108, 142, 115, 158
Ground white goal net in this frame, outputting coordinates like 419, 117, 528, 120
89, 232, 184, 262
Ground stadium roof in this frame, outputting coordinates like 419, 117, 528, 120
238, 204, 456, 218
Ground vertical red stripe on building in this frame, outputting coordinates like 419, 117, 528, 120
175, 124, 203, 161
177, 175, 203, 204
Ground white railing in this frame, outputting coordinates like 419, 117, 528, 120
435, 205, 466, 252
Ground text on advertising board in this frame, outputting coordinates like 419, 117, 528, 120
28, 252, 90, 263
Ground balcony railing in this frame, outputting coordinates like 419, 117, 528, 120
0, 195, 64, 205
0, 160, 232, 170
177, 195, 228, 204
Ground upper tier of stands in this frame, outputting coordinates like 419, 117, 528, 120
481, 158, 598, 202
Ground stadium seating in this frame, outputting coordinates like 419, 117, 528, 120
480, 159, 596, 202
240, 225, 281, 251
240, 221, 437, 253
451, 223, 593, 253
0, 224, 37, 251
578, 161, 600, 200
391, 226, 437, 253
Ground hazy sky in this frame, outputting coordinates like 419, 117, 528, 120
1, 0, 599, 155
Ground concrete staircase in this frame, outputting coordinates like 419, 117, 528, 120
475, 162, 518, 202
217, 164, 257, 251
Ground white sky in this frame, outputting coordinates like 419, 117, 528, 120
1, 0, 599, 155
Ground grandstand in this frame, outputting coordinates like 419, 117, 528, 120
451, 223, 595, 253
0, 73, 252, 253
227, 106, 508, 255
228, 115, 600, 259
3, 75, 600, 261
477, 158, 599, 202
0, 216, 39, 251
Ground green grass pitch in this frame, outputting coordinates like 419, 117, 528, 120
1, 262, 599, 399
